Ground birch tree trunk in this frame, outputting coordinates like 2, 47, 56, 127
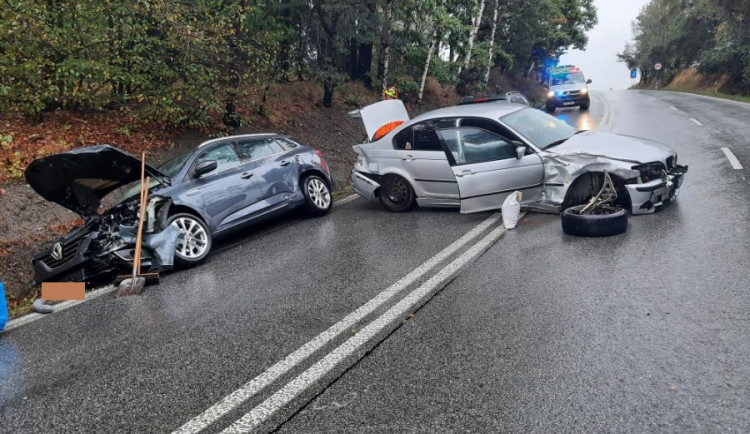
458, 0, 486, 76
417, 29, 438, 105
483, 0, 499, 83
379, 0, 394, 92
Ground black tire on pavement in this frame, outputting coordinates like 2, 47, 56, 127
379, 174, 416, 212
561, 205, 628, 237
168, 213, 213, 267
580, 101, 590, 110
302, 175, 332, 216
546, 103, 556, 114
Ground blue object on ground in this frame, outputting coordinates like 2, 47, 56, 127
0, 282, 8, 332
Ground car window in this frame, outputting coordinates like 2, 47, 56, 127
235, 139, 276, 161
501, 108, 576, 149
266, 139, 287, 154
438, 127, 516, 165
277, 138, 301, 150
393, 120, 451, 151
196, 143, 241, 175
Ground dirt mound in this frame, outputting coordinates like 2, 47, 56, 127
667, 68, 730, 93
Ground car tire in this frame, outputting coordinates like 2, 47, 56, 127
379, 175, 416, 212
561, 205, 627, 237
302, 175, 332, 216
546, 103, 556, 113
580, 101, 590, 110
168, 213, 212, 267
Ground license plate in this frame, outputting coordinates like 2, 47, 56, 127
562, 101, 575, 106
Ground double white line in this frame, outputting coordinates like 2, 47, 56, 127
173, 213, 505, 434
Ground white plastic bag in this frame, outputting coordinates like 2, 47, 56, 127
501, 191, 522, 229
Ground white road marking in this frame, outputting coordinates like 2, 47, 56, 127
690, 117, 704, 126
172, 213, 502, 434
721, 147, 744, 170
669, 105, 680, 111
220, 223, 509, 433
594, 92, 614, 132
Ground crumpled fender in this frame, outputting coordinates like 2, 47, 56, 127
542, 153, 640, 205
118, 224, 180, 270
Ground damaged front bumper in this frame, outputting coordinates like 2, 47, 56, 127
626, 164, 688, 215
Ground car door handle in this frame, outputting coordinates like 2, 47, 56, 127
279, 161, 291, 167
240, 172, 253, 179
401, 154, 415, 161
455, 170, 474, 177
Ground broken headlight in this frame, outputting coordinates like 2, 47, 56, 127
632, 162, 666, 183
144, 196, 171, 233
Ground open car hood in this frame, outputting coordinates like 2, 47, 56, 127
25, 145, 168, 216
552, 131, 675, 164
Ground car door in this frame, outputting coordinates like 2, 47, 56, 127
393, 119, 459, 199
438, 126, 545, 213
233, 137, 291, 214
189, 142, 262, 230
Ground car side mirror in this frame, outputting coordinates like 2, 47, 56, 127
516, 146, 526, 160
195, 159, 218, 177
586, 79, 592, 84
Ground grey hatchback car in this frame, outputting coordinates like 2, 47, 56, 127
26, 134, 335, 284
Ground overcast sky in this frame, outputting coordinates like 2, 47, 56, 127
559, 0, 652, 90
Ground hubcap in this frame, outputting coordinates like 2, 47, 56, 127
307, 178, 331, 209
171, 217, 209, 259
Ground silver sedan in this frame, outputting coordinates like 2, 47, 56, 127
350, 100, 687, 214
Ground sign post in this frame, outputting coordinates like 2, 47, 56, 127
654, 62, 663, 89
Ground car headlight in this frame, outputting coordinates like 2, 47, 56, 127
581, 88, 588, 94
547, 91, 555, 98
632, 162, 666, 183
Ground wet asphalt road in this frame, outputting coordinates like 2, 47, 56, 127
1, 91, 749, 433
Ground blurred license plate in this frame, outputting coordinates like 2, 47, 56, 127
563, 101, 575, 105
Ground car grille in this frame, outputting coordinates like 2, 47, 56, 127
561, 90, 582, 97
41, 238, 83, 268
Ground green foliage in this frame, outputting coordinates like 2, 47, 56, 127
619, 0, 750, 92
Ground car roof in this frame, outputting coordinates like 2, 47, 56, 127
197, 133, 280, 148
409, 103, 526, 124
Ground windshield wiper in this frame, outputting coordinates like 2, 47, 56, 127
545, 138, 569, 149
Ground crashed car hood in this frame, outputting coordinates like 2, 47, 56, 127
25, 145, 167, 216
550, 131, 675, 164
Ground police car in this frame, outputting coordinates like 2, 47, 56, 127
545, 65, 592, 113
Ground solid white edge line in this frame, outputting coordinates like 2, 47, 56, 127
221, 224, 508, 433
171, 213, 502, 434
674, 91, 750, 108
2, 284, 117, 333
690, 117, 704, 126
721, 147, 744, 170
594, 91, 614, 132
669, 105, 680, 111
2, 195, 362, 334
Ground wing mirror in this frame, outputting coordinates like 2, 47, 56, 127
586, 79, 592, 84
515, 146, 526, 160
195, 159, 218, 177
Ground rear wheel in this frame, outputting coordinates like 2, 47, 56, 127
168, 213, 212, 267
379, 175, 416, 212
302, 175, 332, 216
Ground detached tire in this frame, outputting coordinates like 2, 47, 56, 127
561, 205, 627, 237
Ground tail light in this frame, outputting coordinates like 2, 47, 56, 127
315, 149, 330, 174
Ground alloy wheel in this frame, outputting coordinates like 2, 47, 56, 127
307, 177, 331, 209
171, 216, 209, 259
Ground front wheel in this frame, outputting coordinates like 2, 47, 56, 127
579, 100, 590, 110
545, 103, 556, 113
379, 175, 416, 212
302, 175, 332, 216
168, 213, 212, 267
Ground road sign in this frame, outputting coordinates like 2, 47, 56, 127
630, 69, 638, 79
654, 62, 663, 71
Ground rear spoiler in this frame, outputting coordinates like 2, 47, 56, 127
348, 100, 410, 142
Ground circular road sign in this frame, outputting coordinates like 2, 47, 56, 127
654, 62, 663, 71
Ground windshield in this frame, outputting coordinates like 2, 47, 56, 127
158, 152, 191, 177
550, 72, 585, 86
501, 108, 576, 150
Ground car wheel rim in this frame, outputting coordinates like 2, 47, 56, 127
385, 179, 408, 205
171, 217, 209, 259
307, 178, 330, 209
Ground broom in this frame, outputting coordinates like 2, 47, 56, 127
116, 152, 149, 297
